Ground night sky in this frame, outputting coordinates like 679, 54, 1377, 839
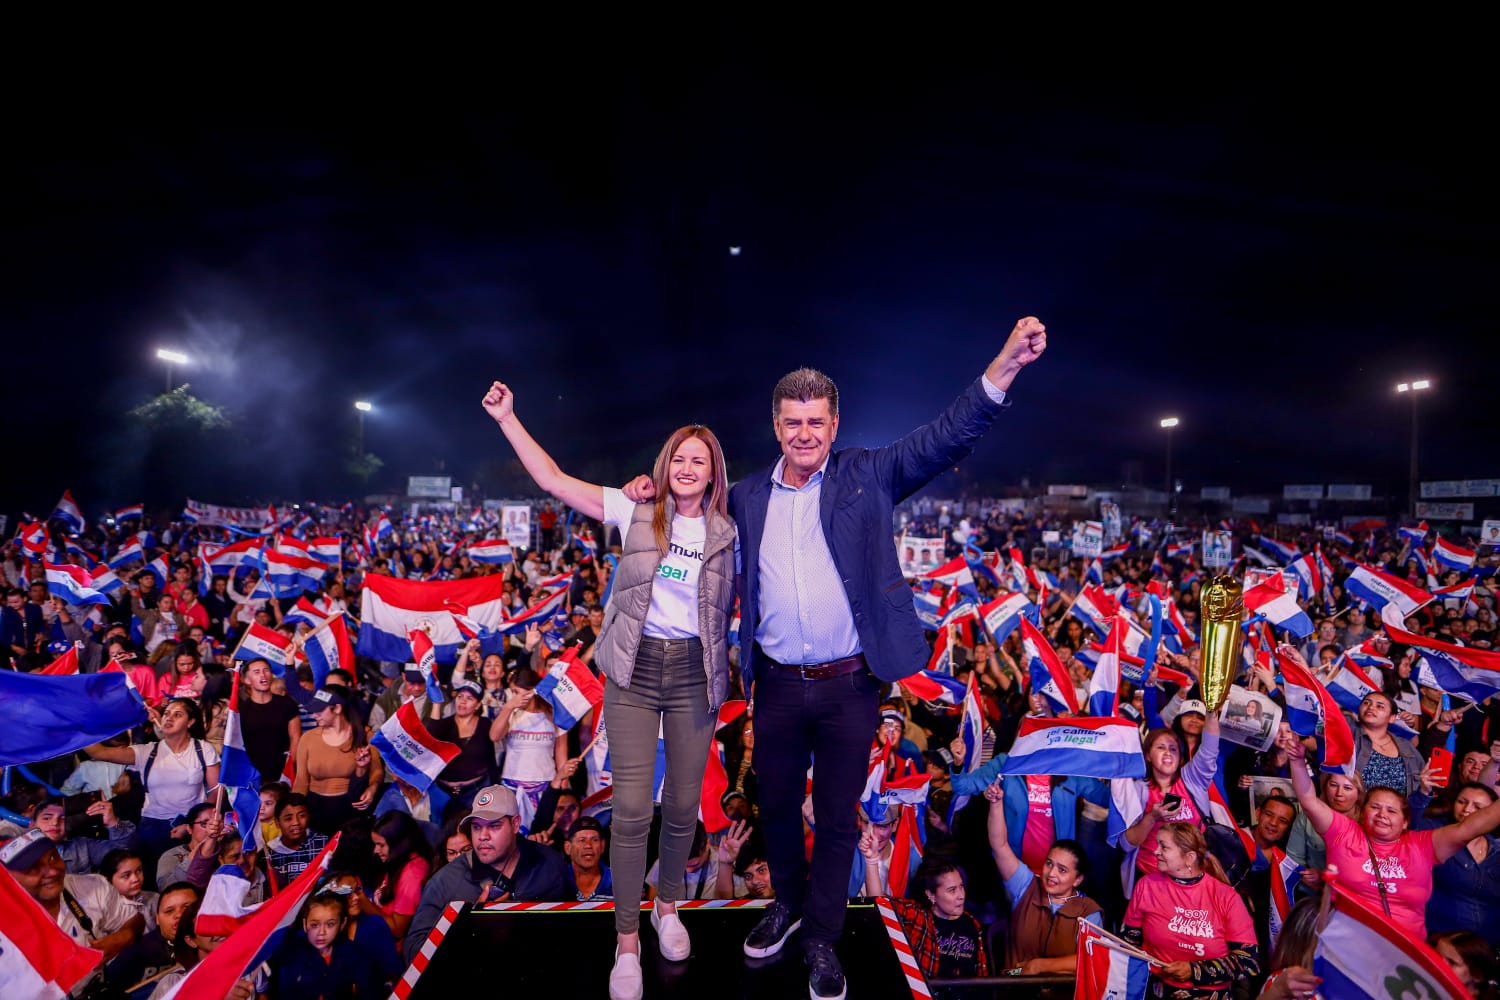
4, 57, 1492, 518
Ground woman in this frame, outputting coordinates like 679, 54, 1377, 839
885, 862, 990, 980
452, 639, 509, 721
320, 870, 404, 989
1281, 726, 1500, 941
237, 659, 302, 786
426, 678, 497, 806
1381, 646, 1423, 722
84, 698, 221, 867
984, 781, 1100, 975
160, 646, 207, 701
368, 811, 434, 945
1430, 931, 1498, 1000
1122, 822, 1260, 999
1415, 781, 1500, 942
490, 667, 570, 830
483, 380, 736, 1000
293, 685, 382, 835
1349, 688, 1426, 796
1171, 700, 1208, 759
101, 848, 158, 932
1285, 770, 1363, 875
1253, 897, 1323, 1000
198, 668, 232, 754
1111, 710, 1222, 886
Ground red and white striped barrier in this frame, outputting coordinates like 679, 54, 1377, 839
391, 901, 461, 1000
474, 898, 772, 912
876, 896, 933, 999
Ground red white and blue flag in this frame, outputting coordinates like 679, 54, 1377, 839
196, 864, 261, 937
979, 590, 1037, 644
282, 596, 331, 628
1076, 923, 1152, 1000
19, 521, 48, 562
898, 669, 968, 706
1002, 716, 1146, 780
303, 615, 354, 690
1277, 650, 1355, 773
370, 700, 461, 795
1087, 616, 1127, 717
924, 556, 979, 600
161, 836, 340, 1000
220, 670, 263, 852
231, 622, 293, 666
113, 503, 143, 522
43, 560, 112, 607
1433, 536, 1476, 572
947, 673, 987, 823
265, 549, 326, 593
1243, 571, 1315, 639
308, 536, 342, 565
1265, 849, 1304, 950
925, 626, 955, 676
1101, 542, 1131, 562
50, 491, 85, 534
1021, 617, 1081, 715
141, 555, 170, 587
1399, 520, 1430, 544
468, 538, 514, 564
1070, 584, 1120, 638
1084, 557, 1105, 586
1314, 882, 1468, 1000
1345, 562, 1433, 618
358, 575, 508, 664
497, 587, 570, 635
0, 863, 102, 999
535, 645, 605, 731
408, 629, 445, 704
106, 538, 144, 569
1383, 612, 1500, 702
1259, 536, 1300, 564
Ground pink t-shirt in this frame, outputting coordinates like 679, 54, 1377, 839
1323, 811, 1436, 940
1020, 775, 1055, 875
1136, 779, 1202, 876
381, 856, 431, 917
1124, 873, 1255, 987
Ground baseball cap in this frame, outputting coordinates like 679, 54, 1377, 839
452, 679, 483, 700
569, 606, 588, 618
1179, 699, 1208, 717
380, 662, 402, 679
462, 785, 519, 827
1, 828, 56, 871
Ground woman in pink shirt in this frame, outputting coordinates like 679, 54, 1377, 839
1280, 713, 1500, 942
368, 811, 433, 948
1123, 821, 1258, 999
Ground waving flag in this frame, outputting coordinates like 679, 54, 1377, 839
912, 587, 943, 631
936, 588, 980, 633
1101, 542, 1130, 562
38, 644, 81, 676
887, 799, 926, 899
265, 549, 326, 593
1088, 617, 1127, 717
1259, 536, 1300, 564
1070, 584, 1120, 637
1265, 850, 1305, 950
1345, 562, 1433, 618
1243, 571, 1314, 639
373, 513, 393, 540
42, 560, 112, 608
925, 626, 955, 676
1287, 552, 1323, 601
979, 591, 1037, 644
303, 616, 353, 690
1383, 611, 1500, 702
274, 534, 311, 559
141, 555, 170, 587
196, 863, 262, 938
924, 556, 979, 600
1076, 924, 1152, 1000
498, 587, 569, 635
468, 538, 514, 565
408, 629, 445, 703
1278, 651, 1354, 772
898, 669, 968, 706
359, 574, 508, 664
231, 622, 293, 666
201, 537, 260, 572
50, 491, 85, 533
535, 646, 605, 730
162, 836, 340, 1000
112, 503, 143, 522
1399, 521, 1430, 545
1433, 536, 1476, 572
1314, 882, 1467, 1000
370, 700, 461, 795
0, 671, 148, 767
0, 864, 103, 999
1084, 557, 1104, 586
963, 541, 1004, 589
220, 671, 264, 853
106, 538, 144, 569
1021, 617, 1081, 715
307, 536, 342, 564
1000, 716, 1146, 780
18, 521, 48, 562
282, 596, 331, 628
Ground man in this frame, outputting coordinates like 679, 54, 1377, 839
2, 586, 45, 670
266, 793, 329, 887
138, 592, 188, 663
2, 827, 144, 963
369, 669, 431, 730
565, 815, 613, 901
156, 801, 220, 889
1233, 794, 1298, 987
238, 658, 302, 784
633, 317, 1046, 999
404, 784, 568, 964
107, 880, 201, 990
31, 794, 137, 874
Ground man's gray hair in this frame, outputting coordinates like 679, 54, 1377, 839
771, 367, 838, 419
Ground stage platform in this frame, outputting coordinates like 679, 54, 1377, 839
394, 897, 934, 999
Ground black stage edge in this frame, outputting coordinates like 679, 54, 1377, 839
400, 899, 930, 999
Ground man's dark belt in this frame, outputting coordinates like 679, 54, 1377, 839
762, 649, 867, 680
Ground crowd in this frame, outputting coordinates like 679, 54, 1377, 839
4, 367, 1500, 997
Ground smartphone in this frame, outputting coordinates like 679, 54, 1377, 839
1162, 793, 1183, 814
62, 791, 105, 840
1428, 746, 1455, 789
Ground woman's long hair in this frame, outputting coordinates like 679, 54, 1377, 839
164, 697, 208, 741
1157, 821, 1230, 885
649, 424, 730, 554
1142, 728, 1186, 783
319, 685, 368, 749
372, 811, 434, 906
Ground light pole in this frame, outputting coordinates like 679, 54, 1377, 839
1160, 417, 1179, 516
354, 401, 372, 453
155, 348, 189, 393
1395, 379, 1431, 517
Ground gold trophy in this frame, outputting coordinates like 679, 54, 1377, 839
1198, 576, 1244, 712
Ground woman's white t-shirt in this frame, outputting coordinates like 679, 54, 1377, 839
502, 710, 563, 782
132, 740, 219, 820
602, 487, 706, 640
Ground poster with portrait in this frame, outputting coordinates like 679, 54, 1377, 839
1202, 530, 1233, 570
1217, 685, 1282, 752
1072, 520, 1104, 558
1249, 776, 1299, 822
1101, 502, 1122, 543
898, 533, 943, 577
502, 504, 532, 553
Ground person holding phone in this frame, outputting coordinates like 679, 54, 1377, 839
1110, 710, 1223, 891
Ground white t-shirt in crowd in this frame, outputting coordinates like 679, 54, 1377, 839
132, 740, 219, 820
602, 487, 706, 639
57, 873, 137, 943
501, 710, 564, 782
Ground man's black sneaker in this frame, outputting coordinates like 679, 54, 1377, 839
742, 902, 802, 959
806, 942, 847, 1000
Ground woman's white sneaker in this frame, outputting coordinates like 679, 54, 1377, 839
651, 905, 692, 962
609, 945, 643, 1000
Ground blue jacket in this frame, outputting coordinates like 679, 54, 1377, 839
951, 754, 1108, 854
730, 379, 1004, 689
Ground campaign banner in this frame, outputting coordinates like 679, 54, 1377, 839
183, 499, 272, 528
1100, 502, 1122, 543
1415, 502, 1474, 521
501, 504, 532, 552
1482, 520, 1500, 548
1072, 520, 1104, 558
1200, 487, 1231, 501
1282, 484, 1325, 500
1326, 484, 1373, 501
1201, 530, 1233, 569
898, 533, 944, 576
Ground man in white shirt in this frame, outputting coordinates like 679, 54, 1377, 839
3, 828, 144, 963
